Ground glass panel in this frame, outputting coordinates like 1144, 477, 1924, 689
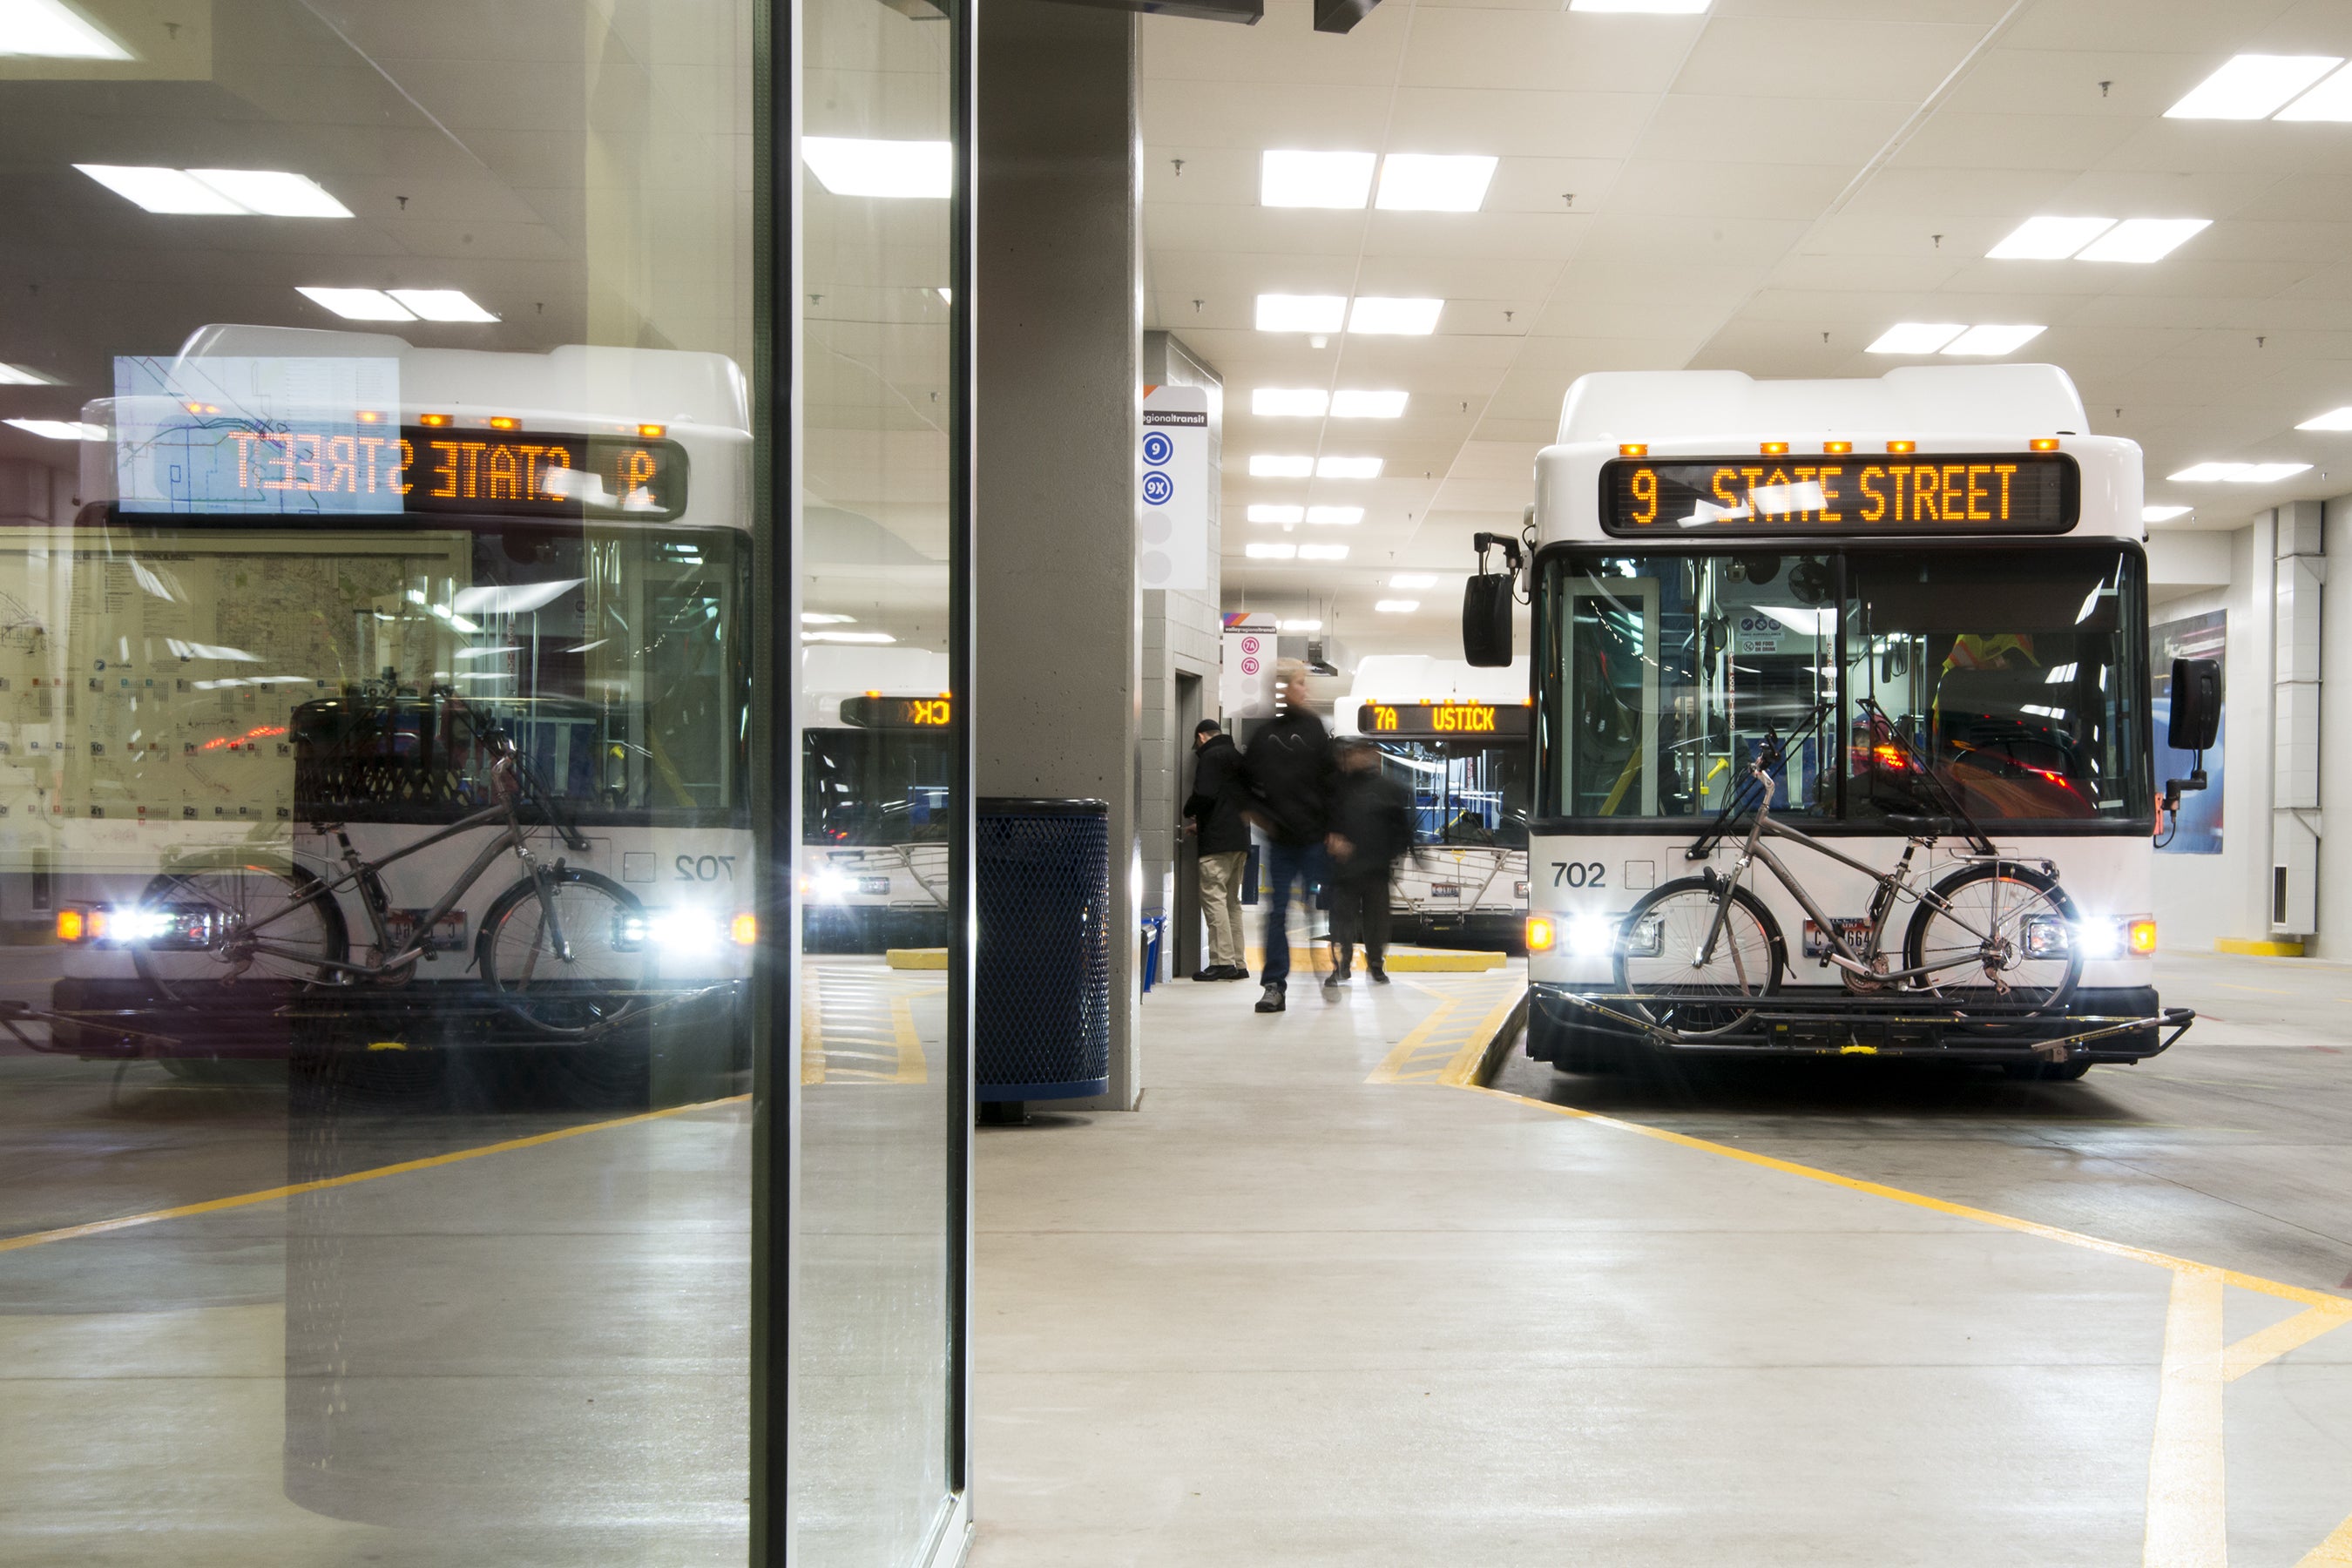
1375, 738, 1530, 848
797, 0, 960, 1550
1543, 552, 1837, 821
0, 5, 757, 1561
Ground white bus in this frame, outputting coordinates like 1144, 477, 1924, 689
1501, 364, 2204, 1079
801, 645, 951, 952
1336, 654, 1531, 950
35, 323, 754, 1058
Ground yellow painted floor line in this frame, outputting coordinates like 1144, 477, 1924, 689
1436, 988, 1530, 1088
1366, 997, 1464, 1084
2297, 1511, 2352, 1565
0, 1092, 749, 1256
2224, 1302, 2352, 1382
2143, 1267, 2227, 1568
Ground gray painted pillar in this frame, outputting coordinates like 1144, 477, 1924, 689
975, 0, 1144, 1108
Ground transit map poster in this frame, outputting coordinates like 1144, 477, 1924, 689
2152, 609, 2224, 855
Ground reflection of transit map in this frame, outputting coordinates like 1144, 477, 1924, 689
0, 529, 468, 868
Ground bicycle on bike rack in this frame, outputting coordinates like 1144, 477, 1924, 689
124, 707, 649, 1038
1612, 710, 2084, 1040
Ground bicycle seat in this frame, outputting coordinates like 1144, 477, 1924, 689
1885, 814, 1956, 837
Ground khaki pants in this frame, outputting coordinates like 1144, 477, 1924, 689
1197, 849, 1248, 970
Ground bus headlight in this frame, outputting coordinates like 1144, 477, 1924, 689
1524, 915, 1556, 952
1623, 915, 1664, 959
615, 909, 747, 951
1568, 915, 1613, 956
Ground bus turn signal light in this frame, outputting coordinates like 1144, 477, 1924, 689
2128, 918, 2158, 956
56, 909, 85, 943
732, 913, 759, 946
1524, 915, 1556, 952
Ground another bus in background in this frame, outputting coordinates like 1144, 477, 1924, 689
801, 645, 952, 953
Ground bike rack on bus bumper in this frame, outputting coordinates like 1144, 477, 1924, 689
1543, 987, 2197, 1063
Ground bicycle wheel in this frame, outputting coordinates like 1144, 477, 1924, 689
478, 868, 645, 1037
1903, 862, 2080, 1017
1615, 877, 1783, 1037
131, 862, 347, 1004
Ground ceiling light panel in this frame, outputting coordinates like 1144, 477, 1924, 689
185, 169, 351, 218
1986, 216, 2115, 260
1374, 599, 1420, 612
2143, 506, 2191, 522
1260, 150, 1375, 209
1246, 542, 1297, 559
1389, 573, 1437, 588
76, 164, 245, 214
1941, 324, 2044, 356
1867, 323, 1964, 354
0, 0, 130, 58
2169, 462, 2312, 483
801, 630, 896, 644
1279, 618, 1321, 632
1331, 389, 1407, 418
1315, 456, 1382, 479
1375, 154, 1497, 213
2242, 463, 2311, 482
2074, 219, 2209, 264
1249, 454, 1314, 477
1247, 504, 1304, 524
1306, 505, 1362, 524
1297, 544, 1348, 560
2297, 407, 2352, 431
802, 137, 952, 199
389, 288, 497, 322
2166, 54, 2340, 119
0, 362, 58, 386
297, 287, 416, 321
801, 612, 856, 624
2276, 62, 2352, 120
1256, 294, 1347, 333
4, 418, 103, 440
1253, 388, 1328, 416
1348, 297, 1443, 335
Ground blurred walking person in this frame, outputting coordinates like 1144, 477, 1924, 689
1182, 718, 1251, 981
1325, 737, 1415, 985
1242, 662, 1335, 1013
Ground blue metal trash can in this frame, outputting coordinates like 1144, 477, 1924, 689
977, 798, 1111, 1102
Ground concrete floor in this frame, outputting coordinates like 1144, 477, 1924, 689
970, 952, 2352, 1566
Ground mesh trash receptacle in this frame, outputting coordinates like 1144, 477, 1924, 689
977, 798, 1111, 1102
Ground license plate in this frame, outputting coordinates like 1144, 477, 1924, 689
1801, 917, 1872, 958
387, 908, 469, 952
856, 875, 890, 896
1429, 882, 1460, 899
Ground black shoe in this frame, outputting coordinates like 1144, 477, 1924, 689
1368, 964, 1390, 984
1254, 983, 1286, 1013
1220, 965, 1251, 981
1321, 963, 1343, 989
1191, 967, 1222, 982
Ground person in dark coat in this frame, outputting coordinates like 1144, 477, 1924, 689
1325, 737, 1415, 984
1241, 662, 1335, 1013
1181, 719, 1251, 980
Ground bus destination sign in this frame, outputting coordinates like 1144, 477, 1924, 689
841, 695, 952, 729
1600, 452, 2076, 537
188, 425, 689, 521
1359, 701, 1531, 739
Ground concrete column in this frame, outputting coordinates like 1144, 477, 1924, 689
975, 0, 1144, 1108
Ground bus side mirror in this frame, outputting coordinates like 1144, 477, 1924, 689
1463, 576, 1512, 666
2167, 656, 2221, 753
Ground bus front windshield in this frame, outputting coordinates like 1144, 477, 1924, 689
1375, 738, 1530, 848
1537, 544, 2151, 828
802, 726, 952, 847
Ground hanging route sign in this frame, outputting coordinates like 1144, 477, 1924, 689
1139, 384, 1208, 591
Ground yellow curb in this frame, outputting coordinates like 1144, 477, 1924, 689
2217, 937, 2304, 957
886, 948, 950, 970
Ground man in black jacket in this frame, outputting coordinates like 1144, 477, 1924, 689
1241, 662, 1335, 1013
1325, 738, 1415, 984
1181, 719, 1250, 981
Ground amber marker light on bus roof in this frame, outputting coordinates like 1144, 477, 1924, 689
419, 413, 453, 427
488, 416, 520, 431
638, 423, 666, 440
1524, 915, 1556, 953
1823, 440, 1852, 455
1619, 443, 1647, 457
355, 410, 383, 423
2031, 437, 2061, 451
1886, 439, 1916, 454
1761, 441, 1788, 456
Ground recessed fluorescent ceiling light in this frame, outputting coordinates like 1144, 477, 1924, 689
1867, 323, 1964, 354
2165, 54, 2340, 119
802, 137, 952, 199
1331, 389, 1407, 418
801, 612, 856, 624
1375, 154, 1497, 213
1249, 454, 1314, 478
1247, 504, 1304, 524
0, 0, 130, 58
2168, 462, 2310, 483
1260, 150, 1375, 209
389, 288, 497, 322
1316, 456, 1382, 478
1278, 618, 1322, 632
2297, 407, 2352, 431
297, 287, 417, 321
1347, 297, 1443, 335
76, 164, 243, 214
0, 362, 58, 386
1298, 544, 1349, 560
1941, 324, 2044, 356
1389, 572, 1437, 588
2074, 218, 2210, 264
183, 169, 352, 218
1253, 388, 1328, 416
4, 418, 103, 440
1374, 599, 1420, 612
1256, 294, 1347, 333
1306, 505, 1363, 524
2143, 505, 2192, 522
1986, 216, 2116, 260
1567, 0, 1708, 10
936, 287, 952, 304
2276, 62, 2352, 120
1246, 542, 1297, 559
801, 630, 896, 644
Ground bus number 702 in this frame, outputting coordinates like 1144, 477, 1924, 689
1551, 862, 1605, 889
